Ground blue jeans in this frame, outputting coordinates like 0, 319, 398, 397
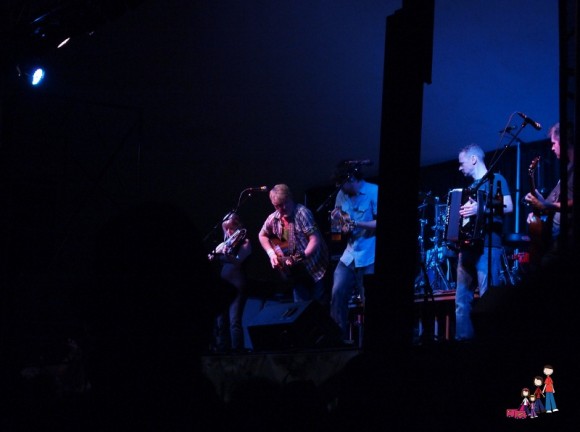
545, 392, 557, 411
455, 245, 502, 340
330, 261, 373, 339
216, 288, 247, 351
293, 277, 325, 303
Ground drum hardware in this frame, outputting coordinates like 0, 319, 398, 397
415, 199, 455, 294
499, 247, 517, 286
414, 217, 434, 298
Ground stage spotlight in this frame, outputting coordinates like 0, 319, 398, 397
57, 37, 71, 49
16, 64, 46, 87
30, 67, 45, 85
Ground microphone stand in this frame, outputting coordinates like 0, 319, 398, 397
470, 119, 530, 290
203, 188, 261, 253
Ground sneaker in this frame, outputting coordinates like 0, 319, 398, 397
553, 408, 559, 412
546, 410, 552, 413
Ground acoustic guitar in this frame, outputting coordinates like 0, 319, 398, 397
330, 206, 355, 242
268, 237, 305, 280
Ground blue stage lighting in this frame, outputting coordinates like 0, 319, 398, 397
30, 67, 45, 86
16, 64, 46, 87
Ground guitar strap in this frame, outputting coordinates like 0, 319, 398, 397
552, 180, 561, 202
288, 222, 296, 255
283, 216, 296, 255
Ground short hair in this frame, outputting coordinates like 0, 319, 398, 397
459, 143, 485, 161
549, 122, 575, 149
269, 184, 293, 205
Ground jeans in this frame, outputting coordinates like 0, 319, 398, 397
216, 288, 247, 351
293, 276, 325, 303
455, 245, 502, 340
330, 261, 373, 340
545, 392, 557, 411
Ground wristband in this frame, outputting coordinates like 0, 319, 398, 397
267, 249, 276, 259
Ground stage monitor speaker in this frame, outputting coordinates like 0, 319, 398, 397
247, 300, 342, 351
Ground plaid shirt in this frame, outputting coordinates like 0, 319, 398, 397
260, 203, 329, 282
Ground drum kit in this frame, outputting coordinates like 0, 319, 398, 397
414, 191, 522, 294
414, 192, 457, 294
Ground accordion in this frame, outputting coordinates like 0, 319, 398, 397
444, 188, 487, 247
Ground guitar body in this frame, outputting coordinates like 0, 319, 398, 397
526, 157, 552, 266
528, 214, 548, 266
268, 237, 304, 280
330, 207, 354, 243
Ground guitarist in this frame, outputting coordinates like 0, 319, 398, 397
259, 184, 329, 303
329, 162, 378, 342
524, 122, 574, 269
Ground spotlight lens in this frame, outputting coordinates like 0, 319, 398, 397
31, 68, 45, 86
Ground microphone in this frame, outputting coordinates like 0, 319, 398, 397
517, 112, 542, 131
245, 186, 268, 192
498, 125, 516, 134
343, 159, 373, 166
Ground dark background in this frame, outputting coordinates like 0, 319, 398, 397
0, 0, 565, 363
0, 1, 575, 430
0, 0, 560, 285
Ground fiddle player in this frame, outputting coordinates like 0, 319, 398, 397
209, 213, 252, 352
454, 143, 513, 342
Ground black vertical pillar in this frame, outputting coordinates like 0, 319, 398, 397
558, 0, 576, 252
365, 0, 434, 354
559, 0, 579, 251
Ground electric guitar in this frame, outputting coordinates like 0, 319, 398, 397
527, 156, 552, 264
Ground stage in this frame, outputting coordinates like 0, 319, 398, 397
201, 347, 361, 403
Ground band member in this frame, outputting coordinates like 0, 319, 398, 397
209, 213, 252, 352
329, 163, 378, 341
258, 184, 329, 302
454, 143, 513, 341
524, 122, 574, 269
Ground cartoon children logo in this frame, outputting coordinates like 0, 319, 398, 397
533, 376, 546, 414
528, 394, 538, 418
543, 364, 558, 413
506, 364, 559, 419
